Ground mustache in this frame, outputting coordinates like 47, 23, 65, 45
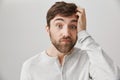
60, 36, 72, 41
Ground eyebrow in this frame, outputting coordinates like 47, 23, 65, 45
54, 18, 64, 22
54, 18, 77, 23
71, 19, 77, 22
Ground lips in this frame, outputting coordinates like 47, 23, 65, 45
60, 39, 72, 43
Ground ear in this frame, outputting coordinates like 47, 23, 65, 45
46, 25, 50, 33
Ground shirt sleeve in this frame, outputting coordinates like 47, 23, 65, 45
78, 30, 120, 80
20, 62, 32, 80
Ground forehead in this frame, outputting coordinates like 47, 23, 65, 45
51, 14, 78, 23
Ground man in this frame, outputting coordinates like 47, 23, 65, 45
20, 1, 120, 80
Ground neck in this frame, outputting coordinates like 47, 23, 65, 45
46, 45, 72, 65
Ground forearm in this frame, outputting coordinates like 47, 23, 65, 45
78, 30, 120, 80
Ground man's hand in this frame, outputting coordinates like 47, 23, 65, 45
76, 7, 86, 32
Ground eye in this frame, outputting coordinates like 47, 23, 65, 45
56, 24, 63, 29
69, 25, 77, 30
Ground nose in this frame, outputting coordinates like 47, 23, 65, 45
62, 26, 70, 37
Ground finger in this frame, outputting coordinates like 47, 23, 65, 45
77, 6, 85, 13
76, 12, 82, 17
76, 10, 86, 20
76, 12, 82, 32
76, 12, 82, 22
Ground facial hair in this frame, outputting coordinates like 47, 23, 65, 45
49, 31, 78, 54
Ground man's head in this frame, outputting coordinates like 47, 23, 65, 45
46, 1, 78, 54
46, 1, 77, 27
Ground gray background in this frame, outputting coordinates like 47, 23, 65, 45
0, 0, 120, 80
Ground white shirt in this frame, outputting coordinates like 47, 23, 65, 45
20, 31, 120, 80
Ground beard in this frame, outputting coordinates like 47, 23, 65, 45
49, 32, 77, 54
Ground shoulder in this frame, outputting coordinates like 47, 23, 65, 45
73, 47, 89, 60
22, 51, 45, 69
74, 47, 88, 56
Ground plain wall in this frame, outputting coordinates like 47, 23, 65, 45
0, 0, 120, 80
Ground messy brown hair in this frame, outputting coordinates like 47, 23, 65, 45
46, 1, 77, 27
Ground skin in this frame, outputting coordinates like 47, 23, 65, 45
46, 7, 86, 65
76, 7, 86, 32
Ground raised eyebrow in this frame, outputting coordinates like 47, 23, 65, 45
53, 18, 77, 23
54, 18, 64, 22
71, 19, 78, 23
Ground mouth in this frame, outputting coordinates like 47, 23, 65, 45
60, 39, 72, 43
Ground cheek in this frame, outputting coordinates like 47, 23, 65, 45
50, 28, 60, 36
49, 30, 60, 40
71, 32, 77, 39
